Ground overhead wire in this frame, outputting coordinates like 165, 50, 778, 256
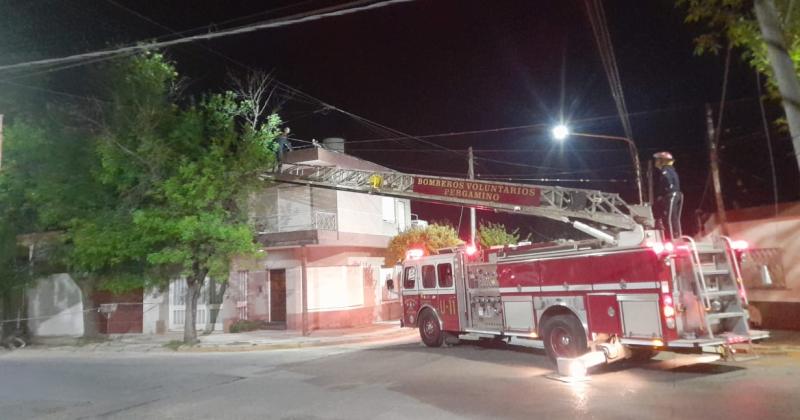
88, 0, 429, 156
48, 0, 453, 166
698, 43, 733, 216
585, 0, 634, 141
0, 0, 417, 74
756, 70, 780, 217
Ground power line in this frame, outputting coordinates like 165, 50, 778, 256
104, 0, 321, 41
477, 176, 629, 183
338, 123, 551, 144
0, 0, 416, 74
0, 80, 104, 102
585, 0, 635, 141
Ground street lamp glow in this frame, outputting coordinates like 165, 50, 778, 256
552, 124, 569, 141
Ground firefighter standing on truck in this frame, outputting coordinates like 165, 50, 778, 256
653, 151, 682, 239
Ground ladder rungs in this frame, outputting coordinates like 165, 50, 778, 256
707, 312, 747, 320
701, 267, 730, 276
702, 290, 739, 298
694, 245, 725, 254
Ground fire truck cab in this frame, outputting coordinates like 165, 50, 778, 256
399, 233, 769, 365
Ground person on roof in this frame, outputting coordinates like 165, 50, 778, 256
272, 127, 293, 171
653, 151, 682, 239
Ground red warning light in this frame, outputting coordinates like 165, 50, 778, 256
465, 244, 477, 256
406, 248, 424, 260
731, 240, 749, 251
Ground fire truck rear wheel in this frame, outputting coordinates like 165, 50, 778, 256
629, 348, 658, 361
418, 310, 445, 348
542, 314, 588, 362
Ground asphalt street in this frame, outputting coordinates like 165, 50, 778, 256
1, 335, 798, 420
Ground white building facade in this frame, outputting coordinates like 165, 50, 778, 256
145, 146, 409, 333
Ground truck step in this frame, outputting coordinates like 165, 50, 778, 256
701, 290, 739, 298
706, 312, 747, 320
701, 267, 730, 276
694, 244, 726, 254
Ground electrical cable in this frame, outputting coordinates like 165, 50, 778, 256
585, 0, 636, 152
0, 0, 417, 74
756, 70, 780, 217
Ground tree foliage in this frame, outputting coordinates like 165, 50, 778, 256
74, 53, 280, 343
385, 224, 463, 265
477, 222, 528, 248
0, 112, 105, 336
1, 52, 281, 343
677, 0, 800, 98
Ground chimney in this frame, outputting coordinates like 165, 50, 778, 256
322, 137, 345, 153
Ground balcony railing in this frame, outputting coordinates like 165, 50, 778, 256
254, 210, 338, 234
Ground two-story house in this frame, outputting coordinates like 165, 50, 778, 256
217, 145, 410, 331
149, 144, 409, 334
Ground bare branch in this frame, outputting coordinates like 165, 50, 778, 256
229, 69, 277, 129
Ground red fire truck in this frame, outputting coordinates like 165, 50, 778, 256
270, 163, 768, 368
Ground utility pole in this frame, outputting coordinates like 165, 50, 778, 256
300, 245, 309, 336
468, 147, 476, 245
706, 105, 729, 235
646, 159, 653, 205
754, 0, 800, 173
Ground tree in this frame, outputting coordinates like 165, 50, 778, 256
477, 222, 528, 248
0, 115, 107, 337
385, 224, 463, 265
64, 53, 282, 344
0, 54, 280, 344
677, 0, 800, 171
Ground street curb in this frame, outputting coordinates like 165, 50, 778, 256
731, 342, 800, 356
172, 329, 417, 353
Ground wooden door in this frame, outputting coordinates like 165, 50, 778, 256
269, 270, 286, 322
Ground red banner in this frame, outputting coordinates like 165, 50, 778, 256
412, 177, 541, 207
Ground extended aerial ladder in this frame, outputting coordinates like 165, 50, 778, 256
263, 163, 655, 246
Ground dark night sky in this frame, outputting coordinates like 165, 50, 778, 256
2, 0, 799, 241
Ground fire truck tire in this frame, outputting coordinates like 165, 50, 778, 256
629, 348, 659, 361
418, 310, 445, 347
542, 314, 588, 362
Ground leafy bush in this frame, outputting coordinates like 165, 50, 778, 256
478, 222, 529, 248
385, 223, 463, 265
229, 319, 267, 333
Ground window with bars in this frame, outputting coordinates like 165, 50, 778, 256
237, 270, 249, 320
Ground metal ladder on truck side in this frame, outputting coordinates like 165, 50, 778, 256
681, 236, 765, 359
263, 163, 652, 233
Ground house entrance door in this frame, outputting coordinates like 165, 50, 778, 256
269, 269, 287, 324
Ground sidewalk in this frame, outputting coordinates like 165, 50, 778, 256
18, 321, 417, 354
739, 329, 800, 356
11, 327, 800, 355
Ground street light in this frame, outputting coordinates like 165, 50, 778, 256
551, 126, 644, 204
552, 124, 569, 141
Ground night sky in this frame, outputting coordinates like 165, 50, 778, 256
2, 0, 799, 241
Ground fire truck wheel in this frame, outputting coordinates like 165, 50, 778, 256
418, 310, 445, 348
629, 348, 658, 361
542, 314, 588, 362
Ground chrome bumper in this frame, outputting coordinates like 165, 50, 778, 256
666, 329, 770, 348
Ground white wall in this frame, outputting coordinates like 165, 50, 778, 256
307, 266, 364, 311
27, 273, 84, 337
278, 185, 312, 231
142, 288, 167, 335
703, 218, 800, 302
336, 192, 410, 237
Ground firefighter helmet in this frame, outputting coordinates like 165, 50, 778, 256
653, 151, 674, 161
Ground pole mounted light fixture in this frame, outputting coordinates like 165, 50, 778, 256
550, 124, 644, 204
552, 124, 569, 141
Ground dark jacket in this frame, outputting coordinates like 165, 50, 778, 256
656, 165, 680, 198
